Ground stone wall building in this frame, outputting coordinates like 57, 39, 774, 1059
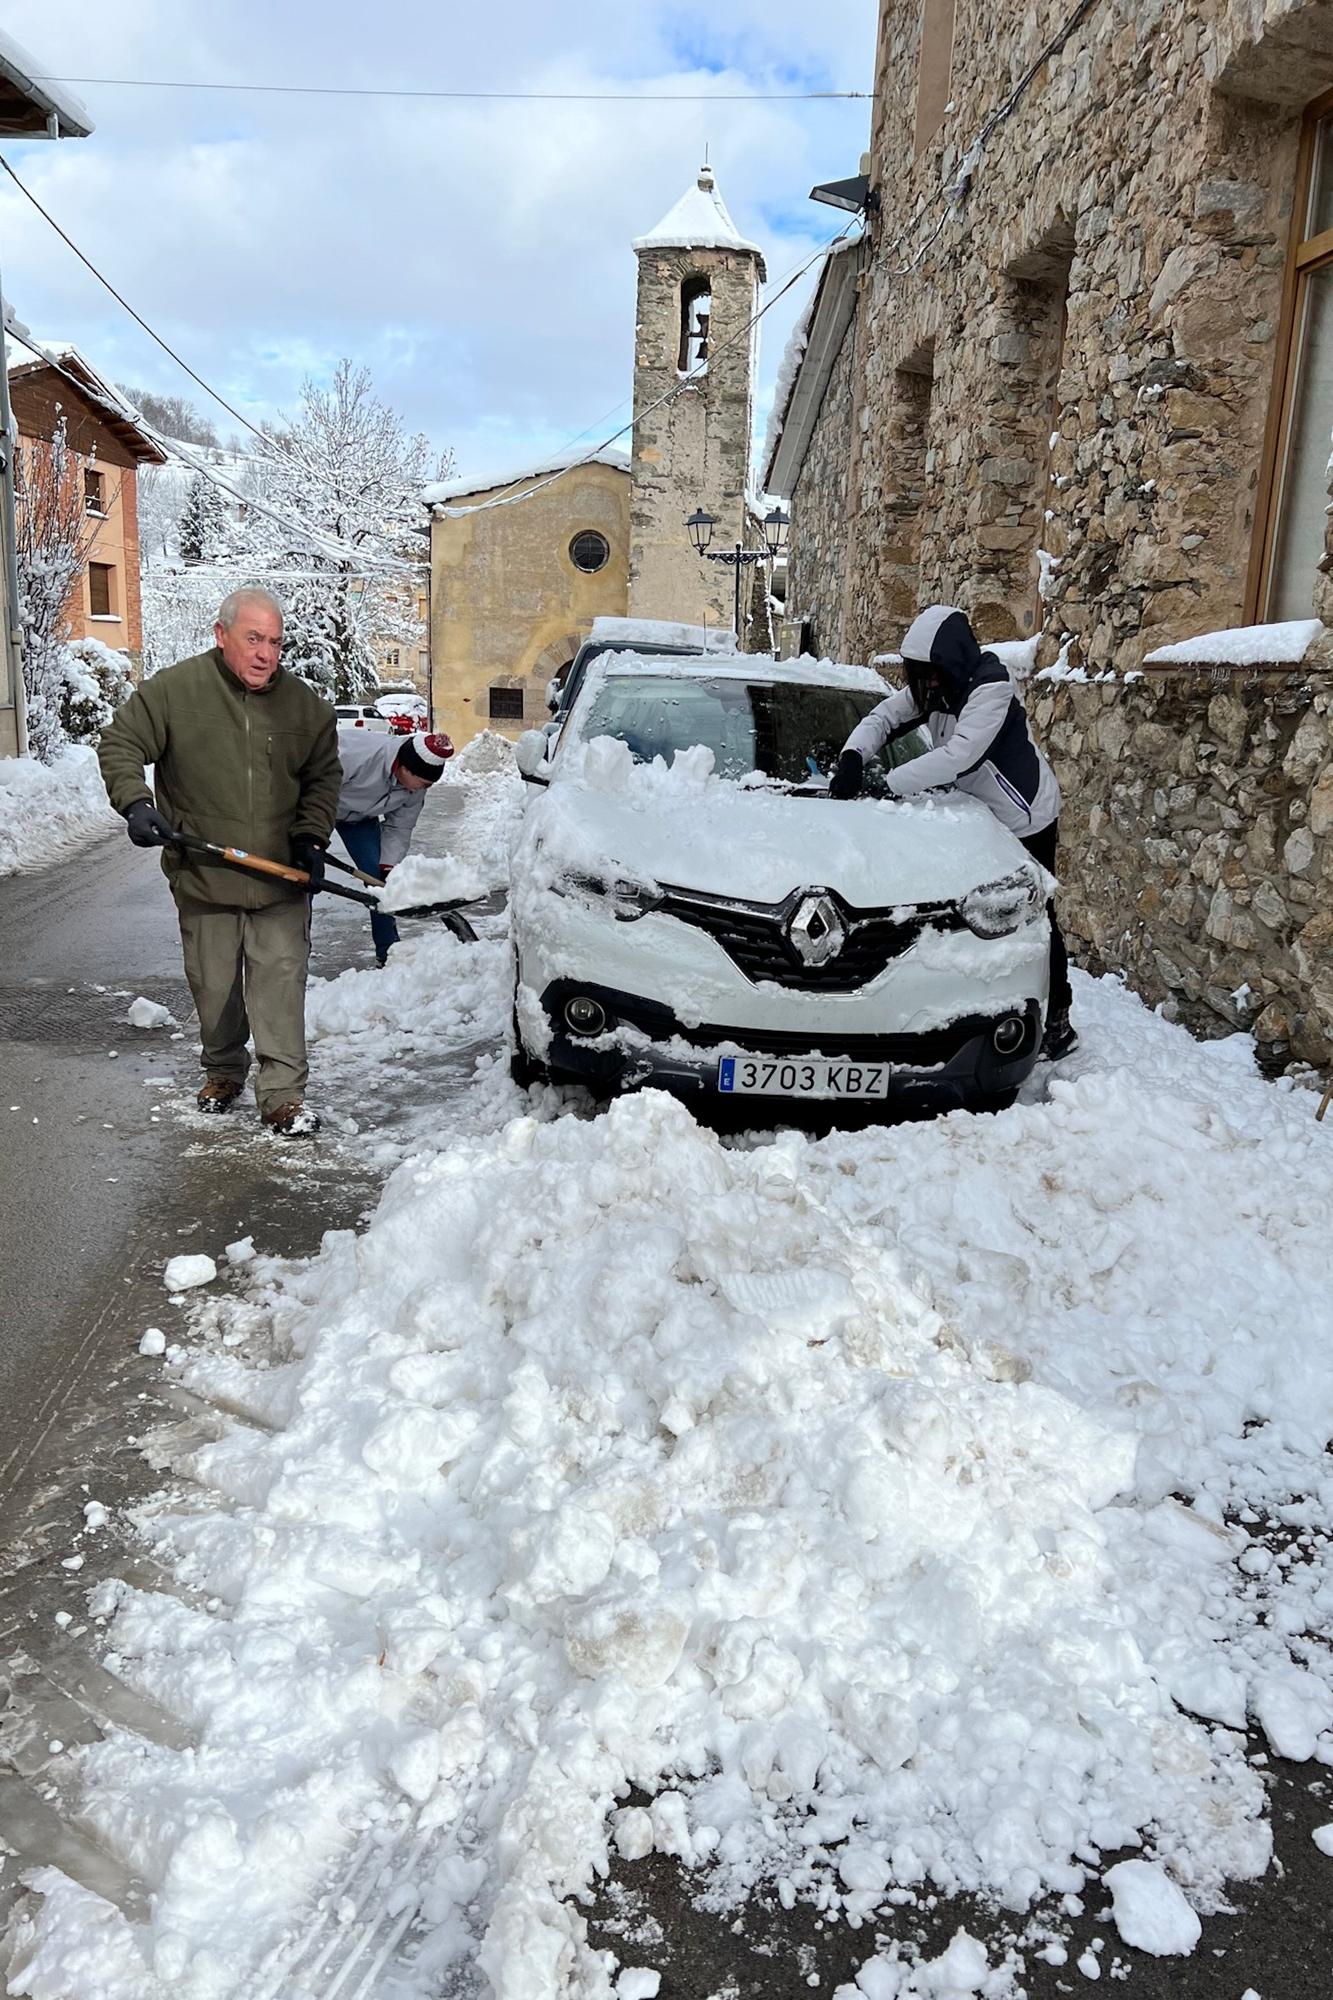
629, 168, 766, 629
766, 0, 1333, 1072
426, 169, 766, 746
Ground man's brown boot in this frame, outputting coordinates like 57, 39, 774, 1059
197, 1078, 244, 1114
261, 1100, 321, 1138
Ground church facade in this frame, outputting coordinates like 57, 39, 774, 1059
424, 169, 765, 747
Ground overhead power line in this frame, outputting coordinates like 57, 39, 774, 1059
0, 154, 272, 448
4, 324, 410, 573
32, 75, 873, 104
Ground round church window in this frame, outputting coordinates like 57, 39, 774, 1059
569, 530, 610, 574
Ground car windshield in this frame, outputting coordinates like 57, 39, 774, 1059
575, 674, 922, 786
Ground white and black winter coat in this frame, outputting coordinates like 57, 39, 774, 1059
334, 730, 429, 867
844, 605, 1060, 837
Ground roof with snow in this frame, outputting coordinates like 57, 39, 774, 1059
632, 167, 766, 276
422, 444, 630, 509
6, 338, 167, 465
0, 29, 92, 138
763, 237, 860, 495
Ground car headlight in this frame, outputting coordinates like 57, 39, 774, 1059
961, 867, 1044, 938
554, 869, 662, 923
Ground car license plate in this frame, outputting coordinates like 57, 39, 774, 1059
717, 1054, 891, 1099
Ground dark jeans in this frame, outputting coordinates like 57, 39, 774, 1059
335, 818, 399, 963
1020, 820, 1072, 1017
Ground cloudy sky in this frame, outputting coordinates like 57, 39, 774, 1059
3, 1, 876, 486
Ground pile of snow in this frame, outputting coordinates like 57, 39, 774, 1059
126, 996, 173, 1030
447, 729, 517, 780
21, 973, 1333, 1995
1143, 619, 1323, 667
0, 746, 118, 878
379, 852, 494, 912
306, 925, 508, 1046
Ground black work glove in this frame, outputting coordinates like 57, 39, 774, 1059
379, 862, 393, 879
828, 749, 864, 800
124, 800, 174, 847
291, 835, 326, 891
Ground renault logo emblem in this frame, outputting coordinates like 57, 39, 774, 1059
788, 890, 846, 967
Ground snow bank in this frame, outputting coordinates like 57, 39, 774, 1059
0, 745, 118, 877
1143, 619, 1323, 667
25, 974, 1333, 1994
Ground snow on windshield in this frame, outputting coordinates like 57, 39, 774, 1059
575, 673, 881, 785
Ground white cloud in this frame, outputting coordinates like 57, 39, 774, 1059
1, 0, 876, 482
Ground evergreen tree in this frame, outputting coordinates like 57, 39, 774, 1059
177, 471, 228, 565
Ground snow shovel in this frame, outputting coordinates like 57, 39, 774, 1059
166, 832, 480, 941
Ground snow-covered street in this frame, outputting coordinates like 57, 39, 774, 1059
8, 770, 1333, 2000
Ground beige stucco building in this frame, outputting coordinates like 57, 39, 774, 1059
426, 451, 630, 743
424, 168, 764, 746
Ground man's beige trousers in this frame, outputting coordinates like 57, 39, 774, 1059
176, 895, 312, 1111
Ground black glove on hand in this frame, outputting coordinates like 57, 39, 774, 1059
124, 800, 174, 848
828, 749, 865, 800
291, 836, 326, 891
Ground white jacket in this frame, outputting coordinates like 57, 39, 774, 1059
334, 731, 428, 867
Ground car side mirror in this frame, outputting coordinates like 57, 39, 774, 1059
514, 729, 550, 781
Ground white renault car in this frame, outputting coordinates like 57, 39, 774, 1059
508, 654, 1050, 1114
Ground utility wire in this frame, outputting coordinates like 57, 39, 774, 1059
432, 220, 858, 521
0, 154, 273, 449
33, 75, 872, 104
4, 324, 410, 572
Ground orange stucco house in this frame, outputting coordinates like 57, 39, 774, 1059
8, 345, 165, 660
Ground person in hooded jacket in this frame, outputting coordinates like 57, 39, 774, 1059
829, 604, 1076, 1058
334, 729, 454, 964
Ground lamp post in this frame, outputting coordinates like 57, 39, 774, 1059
687, 504, 789, 644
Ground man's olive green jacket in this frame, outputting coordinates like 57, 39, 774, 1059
97, 648, 342, 909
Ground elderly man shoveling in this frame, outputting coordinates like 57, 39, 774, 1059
97, 587, 341, 1136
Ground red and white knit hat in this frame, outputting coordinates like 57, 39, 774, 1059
395, 731, 454, 782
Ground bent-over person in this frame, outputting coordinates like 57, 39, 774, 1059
97, 587, 341, 1135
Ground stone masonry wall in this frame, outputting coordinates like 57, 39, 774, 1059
785, 315, 856, 658
629, 242, 760, 633
841, 0, 1325, 666
1030, 668, 1333, 1068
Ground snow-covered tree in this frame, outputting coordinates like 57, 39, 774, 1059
240, 360, 445, 701
177, 470, 229, 565
13, 418, 106, 762
56, 634, 134, 742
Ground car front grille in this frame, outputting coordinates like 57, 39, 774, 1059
590, 988, 997, 1067
656, 883, 962, 991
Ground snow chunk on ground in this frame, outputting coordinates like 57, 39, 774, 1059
162, 1254, 217, 1292
1313, 1823, 1333, 1856
616, 1971, 661, 2000
224, 1237, 255, 1265
0, 746, 119, 878
137, 1327, 166, 1356
1103, 1860, 1201, 1956
126, 996, 173, 1029
1143, 619, 1322, 667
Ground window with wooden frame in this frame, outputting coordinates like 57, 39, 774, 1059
1250, 87, 1333, 622
88, 562, 116, 618
84, 467, 105, 515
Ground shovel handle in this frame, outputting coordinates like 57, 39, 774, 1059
167, 831, 383, 909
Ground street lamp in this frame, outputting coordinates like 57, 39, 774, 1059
686, 503, 787, 642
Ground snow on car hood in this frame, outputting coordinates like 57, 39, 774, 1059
530, 736, 1030, 908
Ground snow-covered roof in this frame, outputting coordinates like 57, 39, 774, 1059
422, 444, 630, 509
632, 166, 766, 275
590, 616, 736, 653
763, 237, 860, 495
0, 29, 92, 138
6, 336, 167, 464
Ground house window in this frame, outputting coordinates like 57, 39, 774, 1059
418, 649, 428, 671
1254, 91, 1333, 620
84, 468, 106, 515
914, 0, 956, 155
569, 529, 610, 574
489, 685, 524, 720
384, 648, 400, 669
679, 275, 712, 373
88, 562, 116, 618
